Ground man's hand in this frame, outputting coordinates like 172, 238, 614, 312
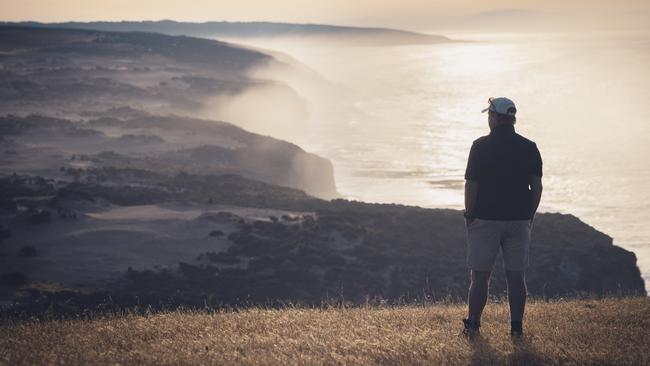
530, 176, 542, 228
464, 180, 479, 227
463, 208, 475, 227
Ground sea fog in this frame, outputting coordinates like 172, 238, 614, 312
213, 30, 650, 291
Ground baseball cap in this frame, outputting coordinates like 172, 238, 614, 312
481, 97, 517, 115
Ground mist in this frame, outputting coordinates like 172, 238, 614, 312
199, 80, 310, 143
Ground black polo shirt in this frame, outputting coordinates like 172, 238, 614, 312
464, 123, 542, 220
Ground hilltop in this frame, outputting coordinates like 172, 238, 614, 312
1, 297, 648, 365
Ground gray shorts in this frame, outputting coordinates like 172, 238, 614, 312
466, 218, 531, 272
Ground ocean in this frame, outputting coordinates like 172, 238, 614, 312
227, 30, 650, 291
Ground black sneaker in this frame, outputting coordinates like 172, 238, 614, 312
510, 321, 523, 337
461, 318, 480, 339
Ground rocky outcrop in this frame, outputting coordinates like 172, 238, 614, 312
523, 213, 645, 296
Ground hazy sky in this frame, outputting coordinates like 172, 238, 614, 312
2, 0, 649, 31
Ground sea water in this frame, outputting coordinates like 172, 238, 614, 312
230, 30, 650, 292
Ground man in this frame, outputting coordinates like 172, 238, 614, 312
462, 97, 543, 338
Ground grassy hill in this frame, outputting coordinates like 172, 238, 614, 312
0, 297, 648, 365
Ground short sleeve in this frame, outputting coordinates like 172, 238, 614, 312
531, 143, 543, 177
464, 141, 481, 181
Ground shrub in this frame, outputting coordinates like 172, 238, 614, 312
0, 271, 28, 287
209, 230, 225, 237
20, 246, 37, 257
30, 210, 51, 225
206, 251, 240, 264
0, 199, 17, 213
0, 225, 12, 240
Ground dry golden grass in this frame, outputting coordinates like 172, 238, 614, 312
1, 297, 649, 365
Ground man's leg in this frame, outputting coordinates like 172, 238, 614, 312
502, 220, 531, 336
468, 270, 491, 322
505, 270, 527, 322
464, 218, 499, 336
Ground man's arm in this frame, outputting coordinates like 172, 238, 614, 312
529, 143, 543, 222
465, 180, 479, 222
530, 176, 543, 221
464, 141, 481, 223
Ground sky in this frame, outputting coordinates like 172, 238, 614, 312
1, 0, 649, 31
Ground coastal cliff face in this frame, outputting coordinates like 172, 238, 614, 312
0, 113, 339, 200
0, 27, 339, 199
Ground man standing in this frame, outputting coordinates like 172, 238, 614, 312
462, 97, 543, 338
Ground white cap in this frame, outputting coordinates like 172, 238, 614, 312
481, 97, 517, 115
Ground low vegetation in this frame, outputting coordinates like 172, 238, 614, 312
0, 297, 648, 365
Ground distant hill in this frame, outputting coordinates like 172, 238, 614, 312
473, 8, 542, 18
0, 25, 269, 70
0, 20, 454, 45
467, 8, 546, 28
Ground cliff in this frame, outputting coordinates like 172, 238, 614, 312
0, 173, 644, 316
0, 27, 339, 199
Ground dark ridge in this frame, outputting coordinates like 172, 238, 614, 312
0, 21, 455, 45
0, 25, 270, 71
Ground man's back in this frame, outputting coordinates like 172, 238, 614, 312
465, 123, 542, 220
